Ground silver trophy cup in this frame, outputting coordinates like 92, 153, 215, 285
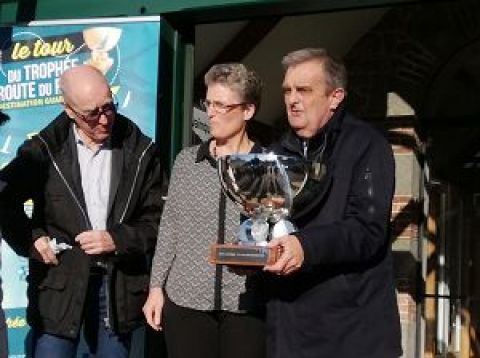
209, 153, 307, 266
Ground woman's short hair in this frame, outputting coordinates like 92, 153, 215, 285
204, 63, 263, 111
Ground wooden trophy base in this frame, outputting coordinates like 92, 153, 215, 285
209, 243, 280, 266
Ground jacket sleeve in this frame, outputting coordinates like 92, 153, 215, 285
0, 138, 48, 257
108, 144, 166, 260
297, 136, 395, 267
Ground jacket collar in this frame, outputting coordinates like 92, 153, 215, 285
38, 112, 142, 154
196, 138, 264, 167
280, 102, 346, 159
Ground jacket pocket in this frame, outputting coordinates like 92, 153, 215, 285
122, 275, 149, 324
37, 271, 69, 321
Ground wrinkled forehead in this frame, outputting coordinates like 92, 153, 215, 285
283, 63, 326, 89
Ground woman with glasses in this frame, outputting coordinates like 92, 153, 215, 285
143, 63, 266, 358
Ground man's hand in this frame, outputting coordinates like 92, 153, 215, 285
264, 234, 304, 275
32, 236, 58, 265
75, 230, 116, 255
143, 287, 165, 331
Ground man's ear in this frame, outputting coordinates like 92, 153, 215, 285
330, 88, 346, 110
63, 103, 75, 119
243, 103, 256, 122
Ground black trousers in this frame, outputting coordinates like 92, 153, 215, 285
163, 298, 266, 358
145, 326, 167, 358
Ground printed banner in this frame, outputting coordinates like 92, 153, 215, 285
0, 17, 162, 357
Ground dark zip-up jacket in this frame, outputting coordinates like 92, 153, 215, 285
267, 105, 402, 358
0, 113, 164, 338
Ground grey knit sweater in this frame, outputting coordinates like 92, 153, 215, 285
150, 141, 265, 313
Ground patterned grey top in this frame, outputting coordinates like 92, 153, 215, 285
150, 142, 265, 312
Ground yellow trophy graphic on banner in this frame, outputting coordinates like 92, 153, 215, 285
83, 27, 122, 74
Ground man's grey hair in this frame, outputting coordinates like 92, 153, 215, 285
204, 63, 263, 111
282, 48, 347, 93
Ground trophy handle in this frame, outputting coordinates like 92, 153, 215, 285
271, 219, 297, 239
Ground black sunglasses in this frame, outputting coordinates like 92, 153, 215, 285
67, 101, 118, 122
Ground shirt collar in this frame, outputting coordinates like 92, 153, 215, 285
72, 124, 111, 149
196, 138, 215, 164
280, 101, 345, 156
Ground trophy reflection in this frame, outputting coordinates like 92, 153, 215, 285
83, 27, 122, 74
209, 153, 307, 266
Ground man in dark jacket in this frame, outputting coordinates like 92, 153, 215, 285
0, 65, 164, 357
264, 48, 402, 358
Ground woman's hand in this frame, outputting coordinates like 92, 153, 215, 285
142, 286, 165, 331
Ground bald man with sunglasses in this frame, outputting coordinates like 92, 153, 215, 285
0, 65, 165, 358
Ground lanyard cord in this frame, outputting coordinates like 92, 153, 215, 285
213, 191, 226, 310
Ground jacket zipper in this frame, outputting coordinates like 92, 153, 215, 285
119, 141, 153, 223
302, 139, 309, 157
37, 135, 91, 229
38, 135, 93, 333
105, 141, 152, 330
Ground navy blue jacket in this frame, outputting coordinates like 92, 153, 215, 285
267, 105, 402, 358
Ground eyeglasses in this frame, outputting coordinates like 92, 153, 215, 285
200, 99, 246, 114
67, 101, 118, 122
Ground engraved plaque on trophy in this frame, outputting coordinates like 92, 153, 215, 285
209, 153, 307, 266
